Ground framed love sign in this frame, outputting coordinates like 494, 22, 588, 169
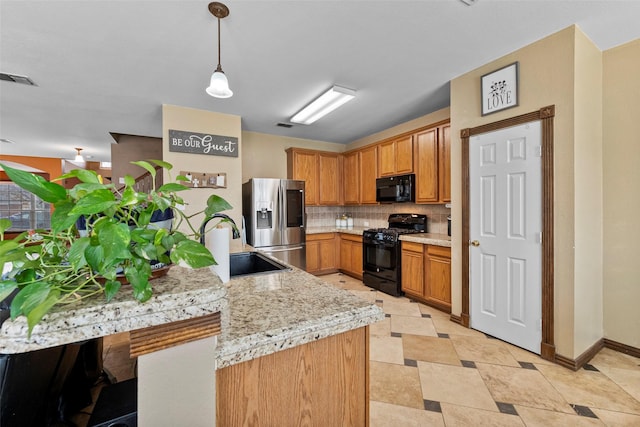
481, 62, 519, 116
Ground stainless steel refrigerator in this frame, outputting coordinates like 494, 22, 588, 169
242, 178, 306, 270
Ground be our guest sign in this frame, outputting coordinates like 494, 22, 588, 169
169, 129, 238, 157
481, 62, 519, 116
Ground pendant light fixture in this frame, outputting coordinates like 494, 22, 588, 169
74, 147, 85, 163
205, 2, 233, 98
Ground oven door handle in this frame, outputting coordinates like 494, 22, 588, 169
364, 240, 395, 248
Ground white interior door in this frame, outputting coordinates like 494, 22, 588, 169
469, 121, 542, 354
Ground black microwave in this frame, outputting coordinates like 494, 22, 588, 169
376, 174, 415, 203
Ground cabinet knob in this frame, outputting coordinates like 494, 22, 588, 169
470, 240, 480, 247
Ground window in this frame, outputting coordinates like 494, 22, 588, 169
0, 182, 51, 231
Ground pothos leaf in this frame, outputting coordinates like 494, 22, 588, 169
0, 163, 67, 203
104, 280, 121, 302
170, 240, 215, 268
0, 281, 18, 303
10, 281, 51, 320
204, 194, 233, 216
131, 161, 156, 179
0, 218, 12, 235
26, 289, 60, 337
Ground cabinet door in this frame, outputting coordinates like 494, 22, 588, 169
343, 151, 360, 204
306, 240, 320, 273
350, 240, 363, 277
319, 237, 337, 271
415, 128, 439, 203
425, 245, 451, 311
401, 242, 424, 297
291, 151, 318, 206
318, 153, 341, 205
378, 141, 395, 177
395, 135, 414, 174
340, 238, 352, 271
360, 146, 378, 204
438, 124, 451, 203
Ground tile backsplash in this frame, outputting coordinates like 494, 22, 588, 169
306, 203, 450, 234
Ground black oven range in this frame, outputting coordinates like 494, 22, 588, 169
362, 213, 427, 296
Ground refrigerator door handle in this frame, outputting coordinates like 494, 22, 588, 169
278, 183, 285, 239
265, 246, 304, 253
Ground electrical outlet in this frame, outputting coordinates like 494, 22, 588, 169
364, 221, 369, 227
118, 177, 125, 184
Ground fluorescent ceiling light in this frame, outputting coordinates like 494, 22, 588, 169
291, 85, 356, 125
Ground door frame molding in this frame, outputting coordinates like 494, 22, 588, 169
460, 105, 555, 361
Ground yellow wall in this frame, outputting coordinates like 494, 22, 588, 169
450, 26, 601, 358
162, 105, 243, 234
241, 132, 344, 183
603, 39, 640, 348
573, 30, 604, 355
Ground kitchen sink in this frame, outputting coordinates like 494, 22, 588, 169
229, 251, 291, 278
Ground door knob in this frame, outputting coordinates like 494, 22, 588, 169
470, 240, 480, 247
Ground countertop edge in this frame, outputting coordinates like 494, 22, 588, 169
215, 304, 384, 368
306, 227, 367, 236
399, 233, 451, 247
0, 266, 228, 354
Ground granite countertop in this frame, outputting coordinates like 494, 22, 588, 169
0, 241, 384, 367
399, 233, 451, 247
215, 260, 384, 368
306, 226, 367, 236
0, 266, 228, 354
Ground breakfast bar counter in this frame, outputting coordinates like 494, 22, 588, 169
0, 245, 384, 426
217, 262, 384, 368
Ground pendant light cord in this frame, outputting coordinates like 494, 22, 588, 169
216, 17, 222, 72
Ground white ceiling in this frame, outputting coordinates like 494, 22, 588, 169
1, 0, 639, 162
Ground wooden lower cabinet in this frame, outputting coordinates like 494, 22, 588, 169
425, 245, 452, 312
306, 233, 338, 275
401, 242, 451, 312
400, 241, 424, 298
217, 327, 370, 427
339, 234, 363, 279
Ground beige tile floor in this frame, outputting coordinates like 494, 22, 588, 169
322, 272, 640, 427
76, 272, 640, 426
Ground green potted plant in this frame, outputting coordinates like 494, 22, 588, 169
0, 159, 237, 335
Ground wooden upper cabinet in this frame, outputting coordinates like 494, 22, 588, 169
378, 141, 395, 177
359, 145, 378, 204
318, 152, 341, 205
287, 149, 318, 205
414, 128, 439, 203
438, 124, 451, 203
286, 148, 341, 206
343, 151, 360, 205
378, 135, 413, 177
395, 135, 414, 174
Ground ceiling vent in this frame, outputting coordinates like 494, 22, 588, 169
0, 73, 37, 86
276, 123, 293, 128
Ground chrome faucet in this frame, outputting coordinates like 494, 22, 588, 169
199, 213, 241, 244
